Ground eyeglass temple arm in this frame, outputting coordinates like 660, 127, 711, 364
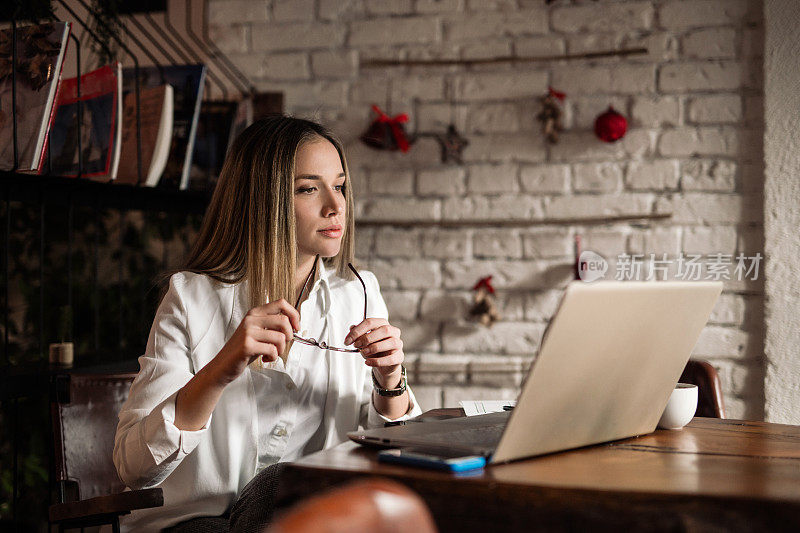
294, 255, 320, 309
348, 263, 367, 320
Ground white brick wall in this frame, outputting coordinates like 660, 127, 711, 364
681, 159, 737, 191
573, 162, 624, 193
374, 228, 421, 258
251, 22, 345, 52
209, 0, 765, 420
688, 95, 743, 124
626, 160, 679, 190
659, 0, 749, 30
467, 103, 521, 133
519, 165, 570, 194
682, 28, 737, 59
658, 127, 739, 157
350, 17, 440, 46
453, 71, 549, 101
273, 0, 315, 21
474, 229, 524, 258
660, 62, 743, 92
417, 167, 465, 196
466, 163, 518, 194
631, 96, 680, 127
551, 2, 654, 33
208, 1, 269, 25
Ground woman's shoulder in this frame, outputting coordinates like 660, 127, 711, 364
169, 270, 236, 286
165, 271, 236, 304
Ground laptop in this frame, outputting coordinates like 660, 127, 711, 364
348, 281, 723, 464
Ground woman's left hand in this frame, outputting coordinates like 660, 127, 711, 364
344, 318, 404, 388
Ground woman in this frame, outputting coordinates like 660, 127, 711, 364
114, 116, 421, 531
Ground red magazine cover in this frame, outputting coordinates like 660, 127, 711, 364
41, 63, 121, 179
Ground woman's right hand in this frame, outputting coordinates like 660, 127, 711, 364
208, 299, 300, 385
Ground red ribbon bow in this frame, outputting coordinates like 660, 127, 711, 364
548, 86, 566, 102
371, 105, 411, 153
472, 275, 495, 294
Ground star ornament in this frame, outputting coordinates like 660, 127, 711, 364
433, 124, 469, 164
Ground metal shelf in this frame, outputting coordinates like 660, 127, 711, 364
0, 171, 210, 214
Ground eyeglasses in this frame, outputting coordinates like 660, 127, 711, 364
292, 255, 366, 353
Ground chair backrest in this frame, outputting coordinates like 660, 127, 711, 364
266, 478, 438, 533
680, 359, 726, 419
51, 372, 137, 501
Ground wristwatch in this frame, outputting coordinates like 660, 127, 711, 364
372, 366, 407, 397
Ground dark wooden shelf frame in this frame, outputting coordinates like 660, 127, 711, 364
0, 171, 210, 214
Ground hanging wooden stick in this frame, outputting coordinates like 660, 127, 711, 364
354, 213, 672, 228
362, 47, 648, 68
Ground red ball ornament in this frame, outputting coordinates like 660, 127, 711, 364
594, 106, 628, 143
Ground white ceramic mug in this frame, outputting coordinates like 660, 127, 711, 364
657, 383, 698, 429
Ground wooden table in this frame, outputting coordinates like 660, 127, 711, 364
278, 413, 800, 532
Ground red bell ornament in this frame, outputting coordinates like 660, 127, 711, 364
594, 106, 628, 143
360, 105, 412, 152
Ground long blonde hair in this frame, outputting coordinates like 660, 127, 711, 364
182, 115, 355, 308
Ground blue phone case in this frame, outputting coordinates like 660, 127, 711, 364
377, 449, 487, 472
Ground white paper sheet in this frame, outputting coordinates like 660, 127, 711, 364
459, 400, 516, 416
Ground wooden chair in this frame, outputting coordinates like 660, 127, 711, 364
680, 359, 726, 419
266, 478, 438, 533
49, 372, 163, 532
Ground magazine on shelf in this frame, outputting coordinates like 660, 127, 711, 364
189, 100, 237, 191
0, 21, 71, 172
109, 62, 123, 179
122, 64, 206, 190
116, 84, 174, 186
42, 62, 123, 179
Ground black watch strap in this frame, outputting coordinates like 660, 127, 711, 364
372, 366, 407, 397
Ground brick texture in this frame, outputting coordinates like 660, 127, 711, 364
349, 17, 440, 46
659, 0, 748, 30
688, 95, 743, 124
660, 63, 743, 92
209, 0, 765, 416
551, 2, 654, 33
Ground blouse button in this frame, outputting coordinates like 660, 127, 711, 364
274, 426, 288, 437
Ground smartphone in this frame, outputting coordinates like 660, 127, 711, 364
378, 447, 487, 472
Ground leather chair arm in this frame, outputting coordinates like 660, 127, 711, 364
49, 487, 163, 525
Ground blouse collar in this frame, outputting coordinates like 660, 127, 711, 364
229, 256, 335, 335
310, 256, 332, 315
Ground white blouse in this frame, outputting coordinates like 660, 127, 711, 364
113, 259, 421, 531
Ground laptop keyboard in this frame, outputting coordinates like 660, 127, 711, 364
413, 422, 506, 449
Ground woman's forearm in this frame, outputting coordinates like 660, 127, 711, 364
373, 389, 411, 420
173, 299, 299, 430
175, 362, 227, 431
